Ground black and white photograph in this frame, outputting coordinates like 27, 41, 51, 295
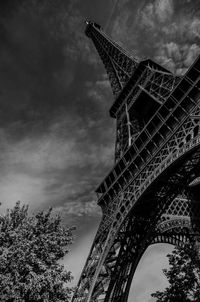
0, 1, 200, 301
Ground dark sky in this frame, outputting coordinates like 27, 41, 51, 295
0, 0, 200, 301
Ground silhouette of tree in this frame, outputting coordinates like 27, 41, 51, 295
0, 201, 75, 301
151, 241, 200, 302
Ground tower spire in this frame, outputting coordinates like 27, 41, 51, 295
85, 20, 139, 97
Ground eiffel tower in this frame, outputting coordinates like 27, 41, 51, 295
72, 21, 200, 302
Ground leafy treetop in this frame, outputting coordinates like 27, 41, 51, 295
152, 240, 200, 302
0, 201, 75, 302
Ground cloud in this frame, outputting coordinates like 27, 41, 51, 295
0, 108, 114, 215
109, 0, 200, 74
0, 173, 47, 211
139, 1, 200, 74
54, 200, 101, 217
140, 3, 155, 29
155, 0, 174, 22
188, 18, 200, 39
184, 43, 200, 66
154, 42, 200, 74
140, 0, 174, 29
86, 75, 113, 114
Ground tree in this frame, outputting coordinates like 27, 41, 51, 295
0, 201, 75, 302
151, 241, 200, 302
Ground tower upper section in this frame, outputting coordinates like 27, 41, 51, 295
85, 20, 139, 98
85, 20, 181, 163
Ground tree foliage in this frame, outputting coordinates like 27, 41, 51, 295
151, 241, 200, 302
0, 201, 75, 302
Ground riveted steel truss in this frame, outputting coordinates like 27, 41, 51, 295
114, 67, 181, 161
72, 22, 200, 302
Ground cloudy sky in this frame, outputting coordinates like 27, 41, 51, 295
0, 0, 200, 301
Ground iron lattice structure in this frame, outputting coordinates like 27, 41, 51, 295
73, 21, 200, 302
